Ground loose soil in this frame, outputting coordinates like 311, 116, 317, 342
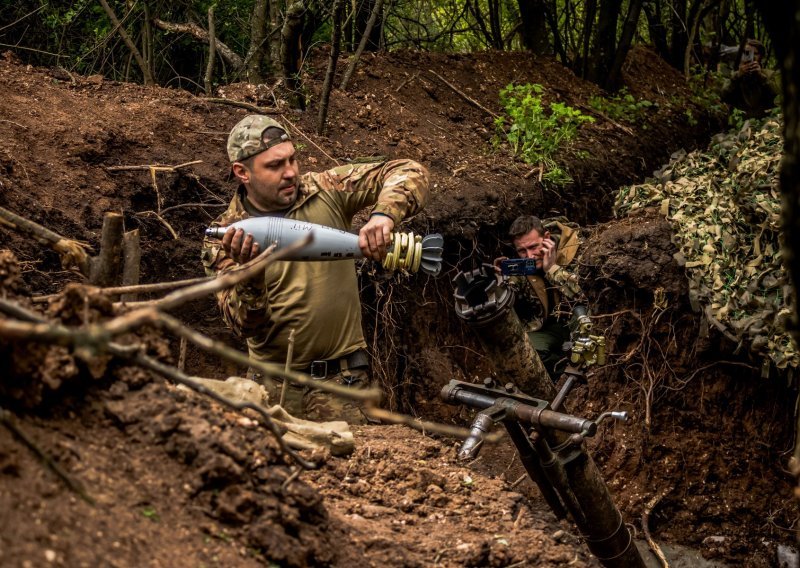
0, 45, 796, 567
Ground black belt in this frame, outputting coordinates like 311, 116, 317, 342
308, 349, 369, 378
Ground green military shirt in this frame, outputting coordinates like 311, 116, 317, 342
509, 221, 586, 332
201, 159, 430, 370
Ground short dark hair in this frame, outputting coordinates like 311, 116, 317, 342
746, 39, 766, 59
508, 215, 545, 240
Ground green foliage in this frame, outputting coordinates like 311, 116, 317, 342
588, 88, 654, 123
141, 506, 160, 522
494, 83, 594, 184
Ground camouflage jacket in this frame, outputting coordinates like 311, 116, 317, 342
721, 69, 780, 119
201, 159, 430, 369
510, 220, 586, 331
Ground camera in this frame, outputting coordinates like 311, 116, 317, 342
742, 47, 755, 64
500, 258, 542, 276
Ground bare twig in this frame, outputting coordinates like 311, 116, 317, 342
98, 0, 154, 85
203, 98, 279, 113
105, 160, 203, 172
32, 275, 214, 304
339, 0, 386, 91
280, 329, 296, 407
395, 72, 419, 92
279, 114, 340, 167
316, 0, 344, 136
0, 407, 95, 504
642, 487, 672, 568
156, 312, 381, 402
204, 5, 216, 96
177, 337, 187, 373
0, 299, 318, 469
135, 211, 178, 239
159, 202, 226, 215
365, 408, 504, 442
151, 18, 243, 70
427, 70, 499, 118
0, 119, 27, 129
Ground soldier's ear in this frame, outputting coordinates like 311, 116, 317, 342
232, 162, 249, 184
544, 230, 551, 239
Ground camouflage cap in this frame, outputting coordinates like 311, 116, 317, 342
227, 115, 291, 162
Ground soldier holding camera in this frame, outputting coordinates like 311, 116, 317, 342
494, 215, 588, 381
721, 38, 779, 119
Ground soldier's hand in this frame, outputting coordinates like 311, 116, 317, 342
493, 256, 508, 275
540, 237, 557, 272
222, 227, 261, 264
359, 214, 395, 261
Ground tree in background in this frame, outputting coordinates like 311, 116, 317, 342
0, 0, 780, 94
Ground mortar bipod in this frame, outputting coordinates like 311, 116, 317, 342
440, 378, 642, 566
441, 378, 628, 458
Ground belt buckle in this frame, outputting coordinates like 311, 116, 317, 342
310, 360, 327, 379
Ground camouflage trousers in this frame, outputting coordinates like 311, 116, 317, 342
247, 367, 371, 425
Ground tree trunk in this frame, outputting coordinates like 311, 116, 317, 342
643, 0, 669, 61
204, 6, 216, 95
317, 0, 344, 135
98, 0, 154, 85
355, 0, 382, 51
488, 0, 503, 49
580, 0, 598, 77
753, 0, 800, 514
605, 0, 645, 90
245, 0, 269, 83
586, 0, 622, 86
517, 0, 550, 54
669, 0, 688, 68
281, 1, 306, 110
340, 0, 386, 90
543, 0, 568, 64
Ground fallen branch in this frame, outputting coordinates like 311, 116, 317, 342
156, 312, 382, 402
32, 276, 214, 304
0, 406, 95, 504
365, 407, 504, 442
151, 18, 243, 70
280, 114, 340, 167
642, 487, 672, 568
0, 205, 90, 275
427, 70, 499, 119
105, 160, 203, 173
203, 97, 279, 113
159, 202, 226, 215
0, 300, 316, 469
135, 211, 178, 239
576, 103, 635, 136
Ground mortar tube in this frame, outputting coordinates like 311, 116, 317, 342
502, 419, 568, 519
454, 274, 645, 568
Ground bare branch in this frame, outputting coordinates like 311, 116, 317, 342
105, 160, 203, 172
0, 407, 95, 504
427, 70, 499, 118
0, 205, 91, 275
152, 18, 243, 70
97, 0, 154, 85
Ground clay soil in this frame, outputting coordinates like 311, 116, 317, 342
0, 45, 797, 567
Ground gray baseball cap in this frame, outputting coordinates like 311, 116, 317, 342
227, 115, 291, 162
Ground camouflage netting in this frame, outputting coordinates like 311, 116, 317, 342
615, 113, 797, 374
